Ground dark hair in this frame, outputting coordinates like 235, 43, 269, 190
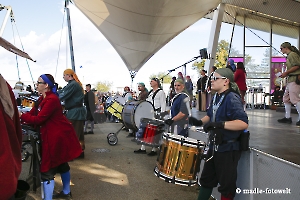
44, 74, 56, 89
237, 62, 246, 74
212, 66, 217, 71
86, 84, 91, 87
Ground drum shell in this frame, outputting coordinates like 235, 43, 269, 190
155, 133, 205, 186
136, 118, 165, 147
122, 101, 154, 131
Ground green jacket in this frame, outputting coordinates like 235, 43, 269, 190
286, 51, 300, 82
58, 80, 86, 120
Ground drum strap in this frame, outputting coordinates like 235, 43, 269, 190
148, 88, 162, 107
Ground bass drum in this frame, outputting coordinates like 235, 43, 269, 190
122, 100, 154, 131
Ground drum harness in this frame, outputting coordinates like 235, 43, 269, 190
204, 93, 225, 162
148, 88, 163, 118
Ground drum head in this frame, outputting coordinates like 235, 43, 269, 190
114, 95, 126, 105
105, 96, 113, 107
134, 101, 154, 129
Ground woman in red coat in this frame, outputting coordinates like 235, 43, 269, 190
234, 62, 247, 104
20, 74, 82, 200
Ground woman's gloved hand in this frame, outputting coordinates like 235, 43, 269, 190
164, 119, 174, 126
203, 121, 225, 133
189, 117, 203, 126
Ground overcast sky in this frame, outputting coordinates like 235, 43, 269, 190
0, 0, 295, 92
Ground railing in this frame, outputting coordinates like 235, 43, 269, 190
189, 129, 300, 200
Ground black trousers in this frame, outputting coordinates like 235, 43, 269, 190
41, 163, 70, 181
200, 150, 241, 197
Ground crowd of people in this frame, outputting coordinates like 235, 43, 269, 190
4, 40, 300, 199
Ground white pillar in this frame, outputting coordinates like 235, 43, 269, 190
204, 3, 225, 73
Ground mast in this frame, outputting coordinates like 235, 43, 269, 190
65, 0, 76, 72
0, 5, 13, 37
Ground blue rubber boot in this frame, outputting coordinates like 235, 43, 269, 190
43, 180, 54, 200
61, 171, 71, 194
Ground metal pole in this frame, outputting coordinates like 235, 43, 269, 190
65, 0, 76, 72
0, 5, 12, 37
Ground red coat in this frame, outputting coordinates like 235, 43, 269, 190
234, 69, 247, 91
21, 91, 82, 172
0, 82, 22, 200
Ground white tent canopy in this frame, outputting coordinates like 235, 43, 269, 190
72, 0, 221, 74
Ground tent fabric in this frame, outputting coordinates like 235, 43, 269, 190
0, 37, 35, 62
72, 0, 221, 73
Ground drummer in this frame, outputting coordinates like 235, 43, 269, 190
134, 78, 166, 156
137, 82, 148, 101
189, 68, 248, 200
165, 78, 191, 137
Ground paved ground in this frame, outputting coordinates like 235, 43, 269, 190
21, 116, 200, 200
20, 107, 300, 199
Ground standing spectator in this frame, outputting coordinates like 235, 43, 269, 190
189, 68, 248, 200
226, 59, 236, 72
165, 78, 191, 137
178, 72, 185, 82
271, 86, 283, 106
185, 75, 193, 96
234, 62, 247, 104
205, 66, 217, 108
20, 74, 82, 199
26, 85, 34, 94
278, 42, 300, 125
185, 75, 193, 107
169, 76, 177, 105
137, 82, 148, 101
0, 74, 23, 200
58, 69, 86, 158
200, 69, 208, 111
123, 86, 133, 101
84, 84, 96, 134
134, 78, 166, 156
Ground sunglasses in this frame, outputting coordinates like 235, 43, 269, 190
211, 76, 227, 81
36, 81, 46, 85
174, 84, 182, 87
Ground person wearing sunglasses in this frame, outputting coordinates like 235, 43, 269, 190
189, 68, 248, 200
165, 78, 191, 137
277, 42, 300, 126
19, 74, 82, 200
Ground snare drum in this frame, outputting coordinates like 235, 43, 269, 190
122, 100, 154, 131
106, 95, 125, 120
18, 106, 32, 113
154, 133, 205, 186
21, 96, 37, 107
136, 118, 165, 147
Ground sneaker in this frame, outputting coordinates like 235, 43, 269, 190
147, 151, 157, 156
53, 191, 72, 199
277, 117, 292, 124
88, 131, 94, 134
131, 138, 137, 142
296, 120, 300, 126
134, 149, 146, 154
84, 131, 88, 135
